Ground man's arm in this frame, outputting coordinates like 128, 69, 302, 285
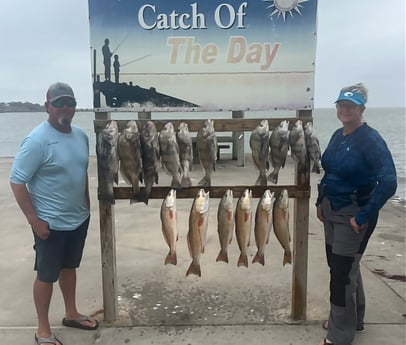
10, 182, 50, 240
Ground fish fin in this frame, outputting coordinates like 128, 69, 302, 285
252, 252, 265, 266
216, 250, 228, 263
113, 172, 119, 185
283, 252, 292, 266
165, 251, 177, 266
237, 254, 248, 268
186, 262, 201, 277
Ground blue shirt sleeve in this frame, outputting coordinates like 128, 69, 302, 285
10, 136, 43, 184
355, 129, 397, 225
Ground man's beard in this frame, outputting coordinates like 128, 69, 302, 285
58, 117, 72, 126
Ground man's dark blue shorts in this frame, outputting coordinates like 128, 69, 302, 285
33, 216, 90, 283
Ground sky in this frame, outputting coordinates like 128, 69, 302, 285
0, 0, 404, 108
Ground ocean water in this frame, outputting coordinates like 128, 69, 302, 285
1, 108, 404, 200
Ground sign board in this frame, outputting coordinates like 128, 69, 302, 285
88, 0, 318, 111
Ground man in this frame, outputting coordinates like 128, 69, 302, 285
10, 82, 98, 345
102, 38, 113, 81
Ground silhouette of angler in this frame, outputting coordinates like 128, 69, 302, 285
102, 39, 113, 81
113, 54, 120, 83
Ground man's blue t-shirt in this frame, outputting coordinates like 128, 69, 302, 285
10, 121, 90, 230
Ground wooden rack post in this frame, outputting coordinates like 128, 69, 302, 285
291, 109, 312, 320
95, 111, 118, 322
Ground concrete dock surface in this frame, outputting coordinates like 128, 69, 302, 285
0, 155, 404, 344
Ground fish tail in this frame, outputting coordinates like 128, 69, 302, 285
255, 174, 268, 186
312, 163, 321, 174
171, 178, 183, 190
216, 250, 229, 263
252, 252, 265, 266
268, 170, 278, 184
181, 176, 192, 188
164, 251, 177, 266
198, 176, 211, 187
237, 253, 248, 268
143, 185, 152, 205
186, 262, 201, 277
130, 191, 145, 204
283, 251, 292, 266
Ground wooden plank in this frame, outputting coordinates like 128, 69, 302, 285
94, 117, 312, 133
108, 185, 310, 200
291, 109, 312, 321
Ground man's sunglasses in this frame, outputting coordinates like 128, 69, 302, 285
51, 98, 77, 108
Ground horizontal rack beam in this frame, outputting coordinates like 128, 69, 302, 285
100, 185, 311, 201
94, 117, 313, 133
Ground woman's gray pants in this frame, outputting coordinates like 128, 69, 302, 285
321, 197, 378, 345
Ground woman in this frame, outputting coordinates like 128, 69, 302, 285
315, 83, 397, 345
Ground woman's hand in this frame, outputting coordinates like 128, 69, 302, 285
316, 205, 324, 222
350, 217, 366, 234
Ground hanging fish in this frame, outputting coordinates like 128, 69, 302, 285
176, 122, 193, 187
304, 121, 321, 174
249, 119, 270, 186
159, 122, 182, 189
140, 121, 160, 205
253, 190, 274, 265
186, 189, 210, 277
96, 120, 119, 204
118, 120, 143, 203
235, 189, 252, 268
269, 120, 289, 184
196, 119, 217, 187
160, 189, 178, 265
272, 189, 292, 266
216, 189, 234, 263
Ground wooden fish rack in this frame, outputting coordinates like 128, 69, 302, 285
94, 109, 312, 323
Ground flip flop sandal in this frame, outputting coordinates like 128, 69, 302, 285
62, 315, 99, 330
35, 333, 63, 345
323, 338, 334, 345
322, 320, 365, 333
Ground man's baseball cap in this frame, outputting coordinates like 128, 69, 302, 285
335, 90, 365, 106
46, 82, 75, 102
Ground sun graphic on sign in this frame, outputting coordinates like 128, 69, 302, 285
263, 0, 309, 21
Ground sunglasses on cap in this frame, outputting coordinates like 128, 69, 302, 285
51, 98, 77, 108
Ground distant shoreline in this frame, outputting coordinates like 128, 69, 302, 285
1, 106, 405, 114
